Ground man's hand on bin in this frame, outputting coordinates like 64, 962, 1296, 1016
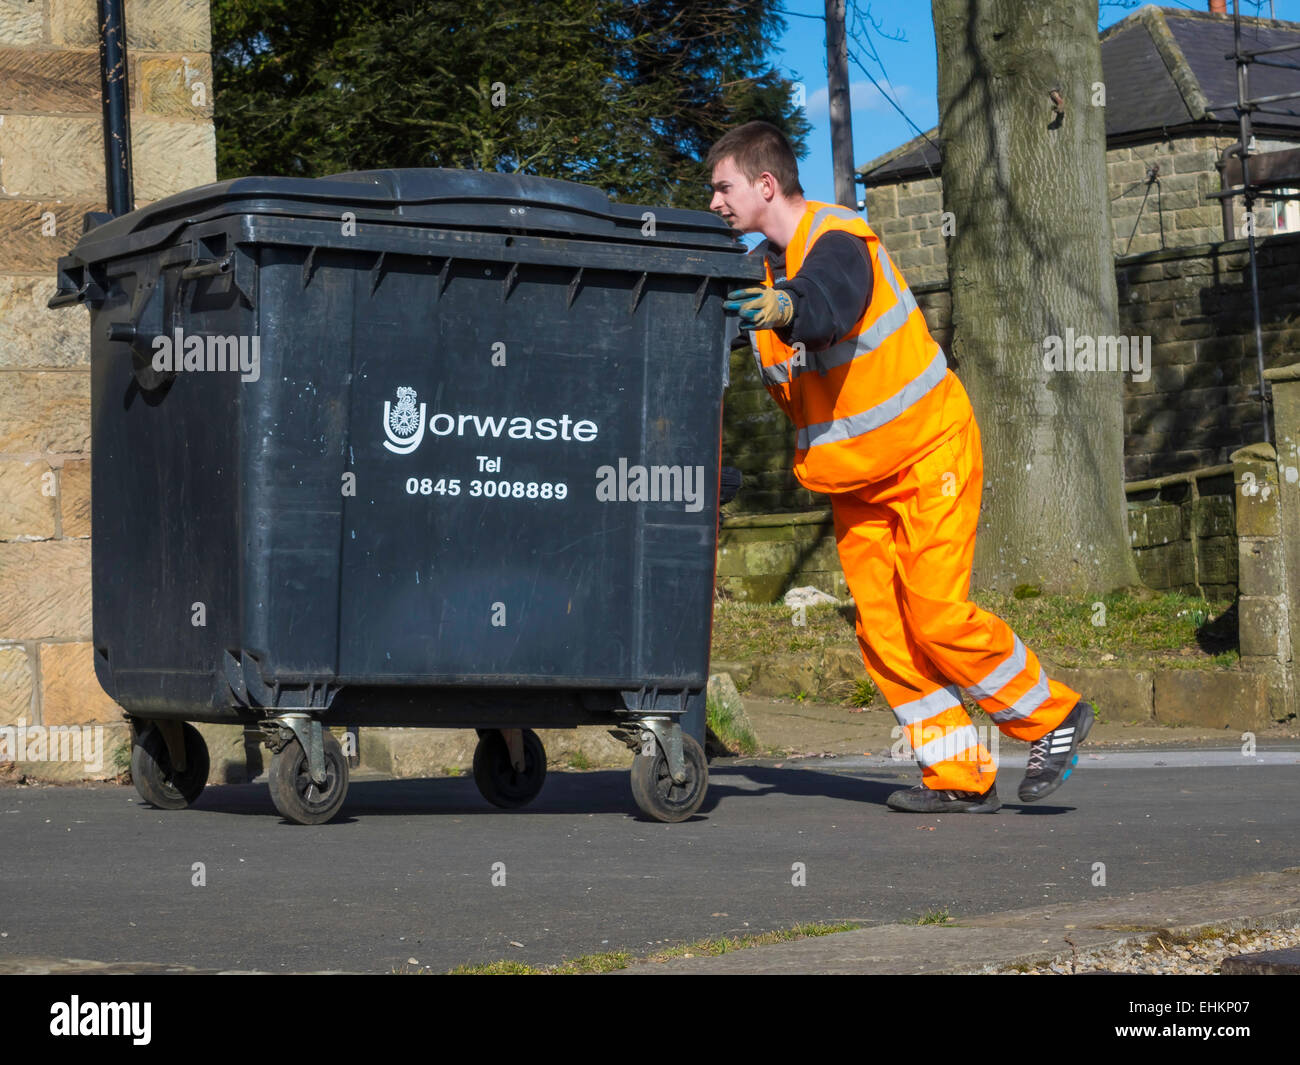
724, 286, 794, 330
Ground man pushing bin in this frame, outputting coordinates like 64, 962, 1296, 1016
710, 121, 1097, 813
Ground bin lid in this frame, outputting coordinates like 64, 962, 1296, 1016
69, 167, 749, 263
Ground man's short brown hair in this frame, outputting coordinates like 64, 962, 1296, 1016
706, 121, 804, 198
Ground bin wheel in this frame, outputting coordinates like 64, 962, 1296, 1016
473, 729, 546, 809
131, 722, 209, 810
630, 733, 708, 823
268, 729, 349, 825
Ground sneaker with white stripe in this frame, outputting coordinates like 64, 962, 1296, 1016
1018, 698, 1096, 802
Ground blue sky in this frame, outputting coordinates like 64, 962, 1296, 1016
772, 0, 1298, 207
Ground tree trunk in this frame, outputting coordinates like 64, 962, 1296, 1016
931, 0, 1139, 595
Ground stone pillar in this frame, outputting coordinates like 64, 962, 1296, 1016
0, 0, 217, 779
1260, 364, 1300, 724
1231, 432, 1294, 724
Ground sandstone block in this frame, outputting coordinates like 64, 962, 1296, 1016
0, 459, 56, 540
1153, 669, 1268, 731
0, 540, 91, 639
0, 200, 100, 274
1196, 535, 1237, 586
1048, 666, 1154, 724
129, 116, 217, 202
1234, 483, 1280, 538
40, 641, 124, 724
0, 644, 35, 727
1133, 540, 1194, 589
49, 0, 98, 47
1128, 503, 1182, 548
0, 371, 91, 453
1236, 538, 1282, 595
125, 0, 212, 52
1237, 595, 1287, 659
135, 53, 213, 118
10, 721, 131, 781
0, 115, 104, 199
59, 458, 91, 537
0, 0, 45, 45
0, 47, 100, 112
0, 275, 89, 369
1191, 494, 1234, 537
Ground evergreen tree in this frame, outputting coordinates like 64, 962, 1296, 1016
212, 0, 810, 209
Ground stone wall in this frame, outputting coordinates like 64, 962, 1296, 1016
1125, 469, 1236, 598
1107, 135, 1298, 256
716, 511, 845, 603
1118, 233, 1300, 480
862, 132, 1300, 284
716, 484, 1239, 605
0, 0, 216, 774
858, 173, 948, 287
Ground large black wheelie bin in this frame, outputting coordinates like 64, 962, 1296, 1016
48, 168, 764, 824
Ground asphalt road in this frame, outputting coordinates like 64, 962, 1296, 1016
1, 747, 1297, 973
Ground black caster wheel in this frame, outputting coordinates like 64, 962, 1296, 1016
268, 728, 349, 825
130, 722, 209, 810
473, 728, 546, 808
630, 733, 708, 823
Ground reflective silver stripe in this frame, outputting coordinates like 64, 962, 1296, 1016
967, 635, 1028, 701
797, 347, 948, 450
800, 334, 864, 379
873, 248, 904, 295
913, 724, 981, 767
794, 289, 919, 381
989, 670, 1052, 724
748, 335, 788, 386
850, 246, 918, 355
832, 243, 915, 356
892, 683, 963, 726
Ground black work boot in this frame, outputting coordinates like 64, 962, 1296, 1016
886, 782, 1001, 813
1018, 698, 1096, 802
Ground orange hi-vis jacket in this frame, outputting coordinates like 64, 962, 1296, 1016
750, 201, 972, 492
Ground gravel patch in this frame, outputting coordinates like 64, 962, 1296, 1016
969, 924, 1300, 974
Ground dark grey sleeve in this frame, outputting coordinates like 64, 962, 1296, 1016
771, 231, 873, 352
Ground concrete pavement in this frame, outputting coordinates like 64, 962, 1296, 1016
616, 867, 1300, 975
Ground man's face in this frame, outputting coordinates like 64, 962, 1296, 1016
709, 156, 770, 234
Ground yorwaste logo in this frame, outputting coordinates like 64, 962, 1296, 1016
383, 386, 426, 454
379, 385, 602, 456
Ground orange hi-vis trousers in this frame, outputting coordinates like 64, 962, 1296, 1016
831, 411, 1082, 794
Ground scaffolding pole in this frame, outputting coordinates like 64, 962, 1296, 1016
1223, 0, 1300, 446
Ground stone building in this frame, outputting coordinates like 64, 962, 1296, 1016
860, 5, 1300, 286
0, 0, 215, 773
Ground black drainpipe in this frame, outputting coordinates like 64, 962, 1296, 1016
1215, 140, 1243, 242
98, 0, 134, 218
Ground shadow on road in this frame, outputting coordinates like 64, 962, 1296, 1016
170, 764, 1078, 823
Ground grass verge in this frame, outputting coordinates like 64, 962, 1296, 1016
909, 908, 954, 925
707, 691, 760, 756
711, 589, 1238, 673
436, 920, 862, 974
